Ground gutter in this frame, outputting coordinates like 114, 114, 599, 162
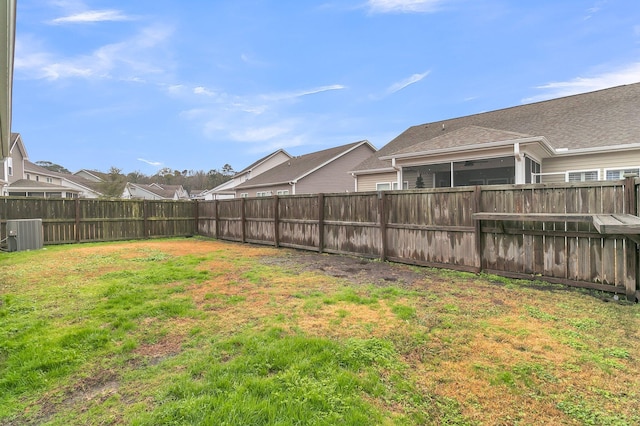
552, 142, 640, 156
348, 166, 397, 175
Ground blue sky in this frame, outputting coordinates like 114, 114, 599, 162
12, 0, 640, 176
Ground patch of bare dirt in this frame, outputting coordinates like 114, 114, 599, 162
260, 250, 431, 287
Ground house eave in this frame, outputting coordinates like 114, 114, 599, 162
380, 136, 556, 161
349, 166, 397, 176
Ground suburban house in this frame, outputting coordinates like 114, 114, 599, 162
234, 140, 376, 197
122, 182, 190, 200
2, 133, 103, 198
201, 149, 292, 200
352, 82, 640, 191
189, 189, 208, 200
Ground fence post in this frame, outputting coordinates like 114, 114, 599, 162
624, 176, 638, 301
318, 193, 325, 253
273, 195, 280, 248
75, 198, 81, 243
143, 200, 149, 239
213, 200, 219, 239
379, 192, 387, 261
474, 186, 483, 272
241, 197, 246, 243
193, 200, 199, 236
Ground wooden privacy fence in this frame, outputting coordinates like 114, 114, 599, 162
0, 198, 196, 243
198, 178, 640, 301
2, 179, 639, 300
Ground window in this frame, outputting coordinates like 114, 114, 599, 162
7, 157, 12, 176
240, 193, 248, 198
567, 170, 599, 182
276, 190, 289, 195
392, 181, 409, 190
376, 182, 391, 191
256, 191, 273, 197
604, 167, 640, 181
525, 157, 541, 183
46, 177, 53, 183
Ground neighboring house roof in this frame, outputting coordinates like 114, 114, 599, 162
74, 169, 108, 182
203, 148, 293, 196
353, 82, 640, 172
9, 132, 26, 159
236, 140, 374, 189
24, 160, 104, 196
124, 183, 189, 199
7, 178, 81, 193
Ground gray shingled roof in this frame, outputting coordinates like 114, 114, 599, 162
390, 126, 536, 156
236, 141, 369, 189
354, 82, 640, 172
8, 179, 81, 192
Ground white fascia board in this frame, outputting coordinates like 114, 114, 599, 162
349, 166, 396, 175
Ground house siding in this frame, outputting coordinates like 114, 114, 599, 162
542, 149, 640, 183
251, 151, 291, 178
238, 183, 291, 198
295, 144, 375, 194
356, 171, 397, 192
205, 150, 292, 199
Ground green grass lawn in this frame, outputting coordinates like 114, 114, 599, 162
1, 238, 639, 425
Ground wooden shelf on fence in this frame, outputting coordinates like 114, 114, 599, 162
473, 212, 640, 237
592, 214, 640, 234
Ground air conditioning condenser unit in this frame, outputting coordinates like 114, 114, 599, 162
6, 219, 44, 252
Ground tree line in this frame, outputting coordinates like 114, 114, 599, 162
35, 161, 235, 198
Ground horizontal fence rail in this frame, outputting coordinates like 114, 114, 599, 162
3, 178, 639, 300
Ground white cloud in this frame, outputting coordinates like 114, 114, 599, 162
386, 71, 430, 94
260, 84, 346, 102
229, 124, 293, 142
15, 24, 173, 81
137, 158, 163, 167
522, 62, 640, 103
50, 10, 133, 24
367, 0, 444, 14
194, 86, 217, 96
